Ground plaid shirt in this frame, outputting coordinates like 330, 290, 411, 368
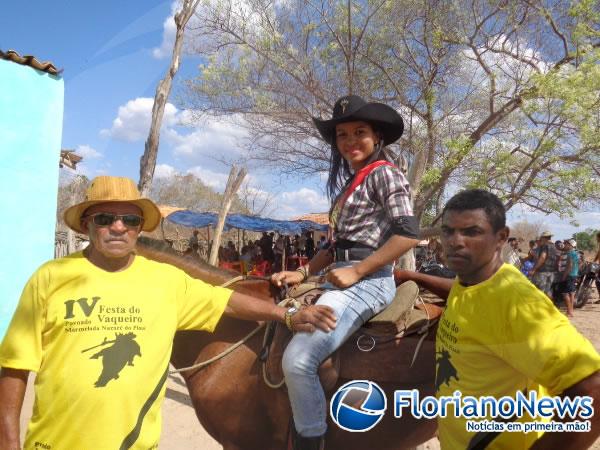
330, 165, 416, 249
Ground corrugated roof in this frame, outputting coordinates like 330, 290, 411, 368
292, 213, 329, 225
59, 150, 83, 169
157, 205, 185, 219
0, 49, 62, 75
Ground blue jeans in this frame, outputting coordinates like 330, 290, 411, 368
282, 262, 396, 437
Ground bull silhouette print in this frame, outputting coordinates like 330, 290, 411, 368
435, 349, 459, 392
82, 332, 142, 387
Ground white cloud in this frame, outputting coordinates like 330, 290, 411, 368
274, 188, 329, 219
507, 207, 600, 240
75, 144, 102, 159
101, 98, 249, 164
167, 116, 249, 161
458, 35, 550, 97
154, 163, 178, 179
186, 166, 230, 190
152, 3, 177, 59
152, 0, 206, 59
59, 162, 95, 180
101, 97, 179, 142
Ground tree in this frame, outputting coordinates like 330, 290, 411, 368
183, 0, 600, 223
56, 174, 90, 227
573, 228, 599, 251
208, 166, 247, 266
56, 174, 90, 254
138, 0, 202, 196
238, 180, 277, 217
509, 220, 545, 244
149, 173, 251, 214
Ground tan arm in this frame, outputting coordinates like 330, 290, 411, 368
224, 291, 336, 333
0, 368, 29, 450
394, 269, 454, 301
530, 371, 600, 450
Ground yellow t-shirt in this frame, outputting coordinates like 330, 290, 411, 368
0, 252, 232, 450
436, 264, 600, 450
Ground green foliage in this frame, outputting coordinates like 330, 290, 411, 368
573, 228, 599, 251
184, 0, 600, 222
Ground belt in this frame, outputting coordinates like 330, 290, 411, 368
335, 247, 373, 261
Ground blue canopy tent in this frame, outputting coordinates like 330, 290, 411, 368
165, 210, 327, 271
166, 210, 327, 234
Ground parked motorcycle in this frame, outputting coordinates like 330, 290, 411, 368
574, 261, 600, 308
418, 260, 456, 279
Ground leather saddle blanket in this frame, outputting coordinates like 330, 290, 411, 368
263, 281, 443, 391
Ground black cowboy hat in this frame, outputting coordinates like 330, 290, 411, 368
312, 95, 404, 145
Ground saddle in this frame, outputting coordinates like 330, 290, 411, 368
262, 281, 444, 391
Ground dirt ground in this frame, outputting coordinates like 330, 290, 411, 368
18, 290, 600, 449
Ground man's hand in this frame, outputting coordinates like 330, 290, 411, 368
327, 266, 362, 288
291, 305, 337, 333
224, 292, 337, 332
271, 270, 304, 287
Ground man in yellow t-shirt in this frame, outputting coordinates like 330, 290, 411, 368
398, 189, 600, 449
0, 176, 336, 450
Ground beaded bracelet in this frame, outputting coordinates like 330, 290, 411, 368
295, 265, 309, 282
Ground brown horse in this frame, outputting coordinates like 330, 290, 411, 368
136, 237, 438, 450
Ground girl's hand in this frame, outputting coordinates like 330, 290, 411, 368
271, 270, 304, 287
327, 266, 362, 288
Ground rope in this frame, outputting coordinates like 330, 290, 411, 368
220, 275, 246, 288
170, 274, 294, 377
170, 275, 263, 375
410, 330, 430, 368
261, 324, 287, 389
410, 296, 431, 368
170, 323, 266, 374
260, 295, 302, 389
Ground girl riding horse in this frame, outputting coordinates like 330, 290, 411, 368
271, 95, 420, 450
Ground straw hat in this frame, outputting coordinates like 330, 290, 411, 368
64, 176, 161, 233
312, 95, 404, 146
540, 230, 553, 238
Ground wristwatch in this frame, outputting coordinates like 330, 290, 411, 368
285, 306, 299, 331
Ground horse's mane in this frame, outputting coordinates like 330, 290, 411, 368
136, 236, 238, 286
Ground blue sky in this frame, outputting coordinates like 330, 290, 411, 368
2, 1, 597, 236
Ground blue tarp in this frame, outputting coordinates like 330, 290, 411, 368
166, 210, 327, 235
166, 210, 218, 229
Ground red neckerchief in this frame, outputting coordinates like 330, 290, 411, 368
329, 160, 396, 233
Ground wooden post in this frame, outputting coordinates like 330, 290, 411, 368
66, 228, 77, 255
208, 166, 247, 266
282, 237, 287, 271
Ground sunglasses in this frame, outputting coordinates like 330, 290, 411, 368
83, 213, 144, 228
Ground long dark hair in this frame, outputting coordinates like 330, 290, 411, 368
326, 123, 391, 200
